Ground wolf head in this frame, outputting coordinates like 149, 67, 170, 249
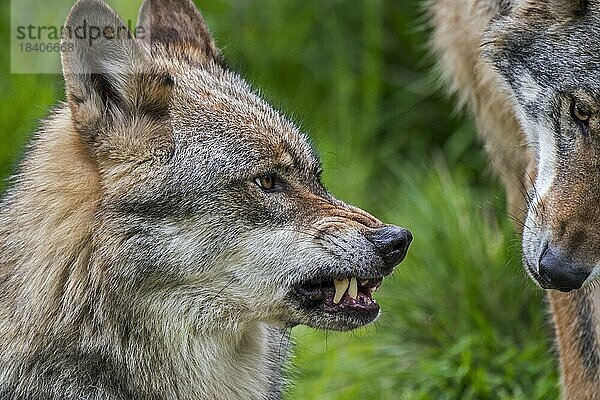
59, 0, 411, 332
484, 0, 600, 292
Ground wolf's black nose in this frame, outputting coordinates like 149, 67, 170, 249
366, 226, 412, 273
539, 246, 589, 292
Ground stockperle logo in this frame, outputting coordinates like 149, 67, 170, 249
10, 0, 146, 74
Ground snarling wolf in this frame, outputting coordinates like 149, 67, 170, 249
0, 0, 412, 398
431, 0, 600, 396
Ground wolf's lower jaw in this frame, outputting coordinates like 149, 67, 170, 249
291, 277, 383, 330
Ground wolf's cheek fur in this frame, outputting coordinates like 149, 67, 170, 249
153, 206, 388, 327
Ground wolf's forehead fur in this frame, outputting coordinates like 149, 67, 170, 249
484, 0, 600, 89
159, 56, 319, 181
487, 0, 600, 97
484, 0, 600, 148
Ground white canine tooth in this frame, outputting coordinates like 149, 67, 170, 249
348, 277, 358, 300
360, 279, 368, 286
333, 278, 349, 304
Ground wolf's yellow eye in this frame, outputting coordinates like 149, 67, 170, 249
570, 99, 591, 125
574, 105, 590, 122
255, 175, 274, 191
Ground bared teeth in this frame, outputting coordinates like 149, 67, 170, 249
333, 278, 350, 304
348, 277, 358, 299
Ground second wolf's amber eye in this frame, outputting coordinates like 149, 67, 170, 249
574, 105, 590, 122
570, 99, 591, 126
255, 175, 274, 191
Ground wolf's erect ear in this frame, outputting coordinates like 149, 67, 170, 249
137, 0, 222, 65
61, 0, 148, 115
61, 0, 172, 139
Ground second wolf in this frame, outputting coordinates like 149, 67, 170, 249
431, 0, 600, 397
0, 0, 412, 398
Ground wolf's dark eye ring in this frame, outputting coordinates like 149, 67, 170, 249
255, 174, 275, 191
570, 99, 591, 126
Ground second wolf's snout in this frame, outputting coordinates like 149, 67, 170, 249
366, 226, 412, 274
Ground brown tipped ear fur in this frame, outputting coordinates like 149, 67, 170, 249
513, 0, 587, 20
138, 0, 222, 65
548, 0, 587, 17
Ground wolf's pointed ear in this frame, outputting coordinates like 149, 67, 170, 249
61, 0, 172, 139
137, 0, 222, 65
61, 0, 148, 116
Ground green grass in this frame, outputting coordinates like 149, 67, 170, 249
0, 0, 559, 398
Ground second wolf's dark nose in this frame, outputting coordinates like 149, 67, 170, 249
539, 247, 589, 292
366, 226, 412, 273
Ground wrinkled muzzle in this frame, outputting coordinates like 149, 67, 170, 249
280, 200, 413, 331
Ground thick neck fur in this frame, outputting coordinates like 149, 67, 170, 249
0, 108, 283, 399
549, 287, 600, 399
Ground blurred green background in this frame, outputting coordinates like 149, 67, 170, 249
1, 0, 558, 398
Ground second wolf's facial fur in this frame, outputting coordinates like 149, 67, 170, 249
484, 0, 600, 291
60, 0, 411, 332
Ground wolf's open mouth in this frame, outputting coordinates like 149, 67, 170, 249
294, 276, 383, 323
